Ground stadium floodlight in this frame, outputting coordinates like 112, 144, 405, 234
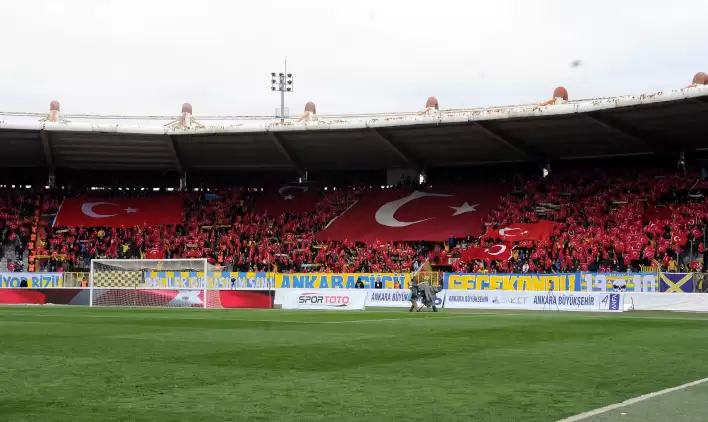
270, 57, 294, 123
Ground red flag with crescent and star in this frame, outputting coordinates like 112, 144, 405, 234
484, 221, 557, 242
315, 186, 508, 242
146, 247, 165, 259
253, 186, 319, 215
461, 244, 512, 261
53, 197, 184, 228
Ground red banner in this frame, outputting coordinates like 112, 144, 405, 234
0, 289, 272, 308
0, 289, 88, 305
253, 186, 318, 215
315, 186, 507, 242
461, 244, 512, 261
218, 290, 273, 308
54, 196, 184, 228
485, 221, 556, 242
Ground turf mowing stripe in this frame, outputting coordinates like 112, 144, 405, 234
5, 307, 708, 324
557, 376, 708, 422
0, 312, 515, 323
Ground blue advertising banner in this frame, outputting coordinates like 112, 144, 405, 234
143, 272, 274, 289
581, 273, 659, 292
659, 273, 695, 293
444, 273, 580, 291
0, 272, 63, 288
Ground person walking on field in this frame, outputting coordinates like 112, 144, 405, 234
409, 280, 420, 312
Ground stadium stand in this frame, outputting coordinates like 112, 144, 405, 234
0, 188, 39, 272
33, 186, 429, 274
5, 162, 704, 276
1, 75, 708, 276
451, 166, 708, 274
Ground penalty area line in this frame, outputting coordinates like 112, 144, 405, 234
244, 314, 517, 324
557, 376, 708, 422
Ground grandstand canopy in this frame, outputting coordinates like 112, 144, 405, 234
1, 86, 707, 174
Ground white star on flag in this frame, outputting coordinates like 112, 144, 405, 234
123, 207, 138, 213
283, 195, 294, 200
168, 290, 203, 307
450, 202, 479, 216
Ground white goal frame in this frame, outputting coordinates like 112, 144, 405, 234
89, 258, 209, 308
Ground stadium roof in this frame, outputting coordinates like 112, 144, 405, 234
1, 85, 707, 175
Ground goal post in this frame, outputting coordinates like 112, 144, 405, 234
89, 258, 214, 308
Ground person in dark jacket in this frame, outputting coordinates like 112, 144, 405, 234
409, 281, 420, 312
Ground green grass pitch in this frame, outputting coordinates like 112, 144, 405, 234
2, 307, 708, 421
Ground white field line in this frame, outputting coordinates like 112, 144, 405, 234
0, 312, 516, 323
256, 318, 421, 324
557, 376, 708, 421
4, 308, 708, 324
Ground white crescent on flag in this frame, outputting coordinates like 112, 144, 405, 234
81, 202, 119, 218
375, 191, 452, 227
485, 244, 507, 256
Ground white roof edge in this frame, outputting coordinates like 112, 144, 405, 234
0, 85, 706, 136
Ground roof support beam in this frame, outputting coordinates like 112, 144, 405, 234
691, 98, 708, 109
585, 112, 674, 154
166, 135, 184, 173
39, 130, 54, 169
268, 133, 306, 178
475, 121, 549, 165
368, 129, 423, 171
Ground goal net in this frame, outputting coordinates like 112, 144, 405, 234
89, 259, 221, 308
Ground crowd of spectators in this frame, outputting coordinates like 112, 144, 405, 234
0, 189, 33, 272
446, 167, 708, 274
34, 187, 427, 274
2, 166, 708, 275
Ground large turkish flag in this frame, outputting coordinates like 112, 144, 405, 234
53, 196, 184, 228
253, 186, 319, 215
315, 186, 508, 242
484, 221, 556, 242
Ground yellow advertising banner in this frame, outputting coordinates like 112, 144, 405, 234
275, 273, 411, 289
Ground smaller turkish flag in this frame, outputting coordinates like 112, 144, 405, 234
461, 244, 512, 261
485, 221, 557, 242
253, 186, 318, 215
146, 248, 165, 259
54, 196, 183, 228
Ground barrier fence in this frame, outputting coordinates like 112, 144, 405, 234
0, 271, 704, 293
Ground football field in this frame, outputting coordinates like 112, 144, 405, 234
2, 307, 708, 421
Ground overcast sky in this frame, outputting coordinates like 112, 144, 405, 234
0, 0, 706, 120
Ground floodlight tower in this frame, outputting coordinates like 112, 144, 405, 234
270, 58, 294, 123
